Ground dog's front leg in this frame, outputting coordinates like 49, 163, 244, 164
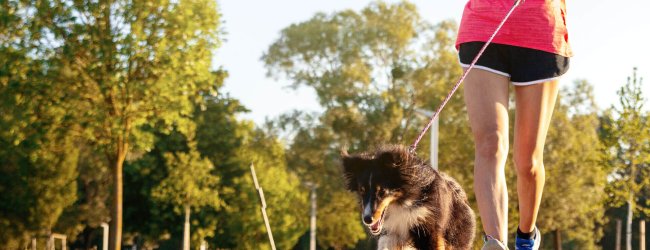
435, 232, 447, 250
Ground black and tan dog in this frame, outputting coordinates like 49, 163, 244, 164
341, 145, 475, 250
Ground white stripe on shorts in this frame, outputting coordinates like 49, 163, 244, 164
511, 75, 563, 86
459, 61, 511, 78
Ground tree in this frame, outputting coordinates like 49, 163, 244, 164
530, 80, 607, 249
264, 1, 471, 247
601, 68, 650, 250
1, 18, 80, 247
6, 1, 224, 248
152, 148, 220, 250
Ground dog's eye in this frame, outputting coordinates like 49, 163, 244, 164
378, 188, 390, 197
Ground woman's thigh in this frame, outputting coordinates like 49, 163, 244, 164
513, 80, 560, 165
463, 69, 510, 152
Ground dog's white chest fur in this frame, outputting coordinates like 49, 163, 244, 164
377, 235, 417, 250
377, 204, 431, 250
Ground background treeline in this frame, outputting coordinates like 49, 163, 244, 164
1, 1, 648, 250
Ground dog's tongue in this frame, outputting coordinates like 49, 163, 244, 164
370, 221, 381, 232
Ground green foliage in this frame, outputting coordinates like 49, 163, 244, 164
601, 68, 650, 216
1, 27, 80, 247
122, 129, 193, 248
152, 150, 221, 214
0, 129, 80, 248
2, 0, 224, 247
55, 143, 112, 242
151, 148, 220, 249
28, 0, 223, 155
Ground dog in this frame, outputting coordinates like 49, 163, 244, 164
341, 145, 475, 250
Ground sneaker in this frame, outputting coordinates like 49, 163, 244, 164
515, 227, 541, 250
482, 235, 509, 250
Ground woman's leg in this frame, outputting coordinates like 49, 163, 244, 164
464, 69, 511, 242
513, 80, 560, 233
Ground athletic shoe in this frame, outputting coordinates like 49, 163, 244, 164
515, 227, 541, 250
482, 235, 509, 250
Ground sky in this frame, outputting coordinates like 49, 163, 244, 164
215, 0, 650, 124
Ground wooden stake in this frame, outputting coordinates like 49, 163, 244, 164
250, 163, 276, 250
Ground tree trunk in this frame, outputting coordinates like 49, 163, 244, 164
101, 0, 123, 248
626, 194, 633, 250
108, 142, 127, 250
614, 219, 623, 250
183, 205, 191, 250
616, 219, 622, 250
554, 229, 562, 250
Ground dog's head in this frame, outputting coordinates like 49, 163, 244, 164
341, 145, 433, 235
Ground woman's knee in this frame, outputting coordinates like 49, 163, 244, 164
513, 150, 545, 178
474, 130, 509, 160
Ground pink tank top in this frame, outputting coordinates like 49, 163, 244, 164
456, 0, 572, 57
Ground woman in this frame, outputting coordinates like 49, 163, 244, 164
456, 0, 571, 249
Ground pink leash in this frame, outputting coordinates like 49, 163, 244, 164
409, 0, 523, 153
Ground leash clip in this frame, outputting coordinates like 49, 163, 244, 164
408, 145, 417, 155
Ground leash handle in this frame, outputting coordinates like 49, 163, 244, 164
409, 0, 521, 154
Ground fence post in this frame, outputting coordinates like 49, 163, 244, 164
101, 223, 109, 250
640, 220, 645, 250
310, 185, 317, 250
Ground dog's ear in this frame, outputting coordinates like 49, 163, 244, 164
341, 154, 366, 191
376, 146, 409, 168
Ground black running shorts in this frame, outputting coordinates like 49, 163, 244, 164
458, 42, 570, 85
